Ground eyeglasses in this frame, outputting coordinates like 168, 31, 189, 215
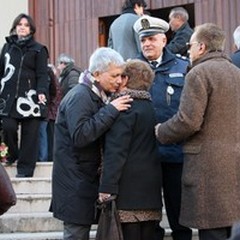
186, 41, 200, 50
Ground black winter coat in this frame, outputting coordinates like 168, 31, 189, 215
0, 35, 48, 118
51, 84, 120, 225
59, 64, 82, 97
99, 96, 162, 210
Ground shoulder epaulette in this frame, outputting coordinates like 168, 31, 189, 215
176, 54, 189, 61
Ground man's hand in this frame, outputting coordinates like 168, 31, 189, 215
110, 95, 133, 111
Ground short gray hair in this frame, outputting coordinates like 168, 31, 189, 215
57, 53, 75, 64
89, 47, 125, 73
233, 26, 240, 50
169, 7, 189, 22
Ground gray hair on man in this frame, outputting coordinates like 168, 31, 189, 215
57, 53, 75, 64
169, 7, 189, 22
233, 26, 240, 50
89, 47, 125, 73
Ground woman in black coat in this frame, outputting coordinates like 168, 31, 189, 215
99, 60, 162, 240
0, 13, 49, 177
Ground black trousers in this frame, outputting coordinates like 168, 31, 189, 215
63, 222, 91, 240
122, 221, 156, 240
198, 227, 231, 240
2, 117, 40, 176
155, 162, 192, 240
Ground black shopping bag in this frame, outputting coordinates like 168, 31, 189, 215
96, 196, 123, 240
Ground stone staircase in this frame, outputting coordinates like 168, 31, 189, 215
0, 162, 198, 240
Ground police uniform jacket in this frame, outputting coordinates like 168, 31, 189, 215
157, 51, 240, 229
138, 48, 189, 163
51, 83, 120, 225
0, 34, 48, 118
231, 49, 240, 68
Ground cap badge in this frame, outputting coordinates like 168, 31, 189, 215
141, 18, 150, 29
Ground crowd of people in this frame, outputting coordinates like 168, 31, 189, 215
1, 1, 240, 240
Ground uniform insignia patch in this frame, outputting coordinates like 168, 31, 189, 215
141, 18, 150, 29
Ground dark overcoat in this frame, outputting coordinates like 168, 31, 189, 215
157, 52, 240, 229
51, 83, 119, 225
99, 97, 162, 210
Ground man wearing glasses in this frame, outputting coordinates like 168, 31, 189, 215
156, 23, 240, 240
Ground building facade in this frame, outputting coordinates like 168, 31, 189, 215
1, 0, 239, 69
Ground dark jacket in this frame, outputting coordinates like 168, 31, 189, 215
59, 64, 82, 97
99, 92, 162, 210
166, 22, 193, 56
51, 83, 120, 225
138, 48, 189, 163
0, 35, 48, 118
231, 49, 240, 68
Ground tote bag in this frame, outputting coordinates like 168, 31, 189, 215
96, 196, 123, 240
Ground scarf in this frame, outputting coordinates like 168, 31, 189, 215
113, 89, 151, 101
79, 70, 110, 104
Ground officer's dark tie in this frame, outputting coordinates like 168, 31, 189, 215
150, 61, 158, 68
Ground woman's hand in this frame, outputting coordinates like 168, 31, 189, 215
38, 94, 47, 105
98, 192, 111, 203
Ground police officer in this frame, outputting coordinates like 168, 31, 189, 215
134, 15, 192, 240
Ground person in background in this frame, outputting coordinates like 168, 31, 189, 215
0, 13, 49, 177
231, 25, 240, 68
108, 0, 147, 60
166, 7, 193, 56
99, 59, 162, 240
46, 64, 62, 162
133, 15, 192, 240
38, 64, 62, 162
155, 23, 240, 240
50, 47, 133, 240
56, 53, 82, 97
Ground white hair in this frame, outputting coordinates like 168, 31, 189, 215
233, 26, 240, 50
89, 47, 125, 73
57, 53, 75, 64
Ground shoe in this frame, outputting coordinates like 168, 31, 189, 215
15, 173, 32, 178
5, 158, 16, 166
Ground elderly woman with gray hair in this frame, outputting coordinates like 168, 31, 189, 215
56, 53, 82, 97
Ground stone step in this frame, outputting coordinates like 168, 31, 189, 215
0, 212, 63, 233
0, 229, 199, 240
8, 194, 51, 213
11, 177, 51, 194
3, 162, 53, 178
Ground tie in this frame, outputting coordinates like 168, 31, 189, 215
150, 61, 158, 68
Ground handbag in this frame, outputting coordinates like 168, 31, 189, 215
96, 196, 124, 240
0, 162, 17, 215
